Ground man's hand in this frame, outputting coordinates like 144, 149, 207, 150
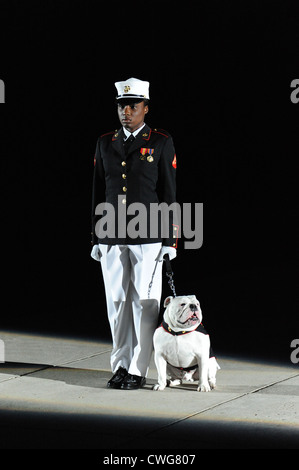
90, 245, 102, 262
156, 246, 177, 262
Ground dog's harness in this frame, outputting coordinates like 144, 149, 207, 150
160, 319, 203, 373
159, 320, 215, 371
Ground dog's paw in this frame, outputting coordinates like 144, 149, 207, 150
209, 378, 216, 389
197, 382, 211, 392
183, 372, 195, 382
152, 384, 166, 391
169, 379, 181, 387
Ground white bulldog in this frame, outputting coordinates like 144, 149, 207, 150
153, 295, 220, 392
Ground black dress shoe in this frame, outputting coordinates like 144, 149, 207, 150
120, 373, 146, 390
107, 367, 128, 389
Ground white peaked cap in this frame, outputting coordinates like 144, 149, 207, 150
115, 77, 150, 100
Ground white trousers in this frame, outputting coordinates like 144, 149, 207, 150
99, 243, 163, 377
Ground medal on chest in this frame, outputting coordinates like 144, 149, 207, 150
140, 148, 154, 162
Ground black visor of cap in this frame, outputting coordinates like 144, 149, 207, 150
116, 97, 146, 106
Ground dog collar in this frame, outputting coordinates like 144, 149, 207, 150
161, 320, 209, 336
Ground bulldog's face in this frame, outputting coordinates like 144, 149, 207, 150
163, 295, 202, 329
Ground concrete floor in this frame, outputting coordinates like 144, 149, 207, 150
0, 329, 298, 450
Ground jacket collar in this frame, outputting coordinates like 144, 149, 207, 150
123, 123, 146, 139
111, 124, 152, 155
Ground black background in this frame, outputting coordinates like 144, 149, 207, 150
0, 0, 298, 363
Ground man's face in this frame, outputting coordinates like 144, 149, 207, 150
117, 100, 148, 133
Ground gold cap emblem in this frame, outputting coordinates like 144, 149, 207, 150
124, 85, 131, 93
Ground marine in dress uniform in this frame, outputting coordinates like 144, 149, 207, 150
91, 78, 178, 389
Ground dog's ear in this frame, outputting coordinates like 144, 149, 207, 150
164, 296, 173, 307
